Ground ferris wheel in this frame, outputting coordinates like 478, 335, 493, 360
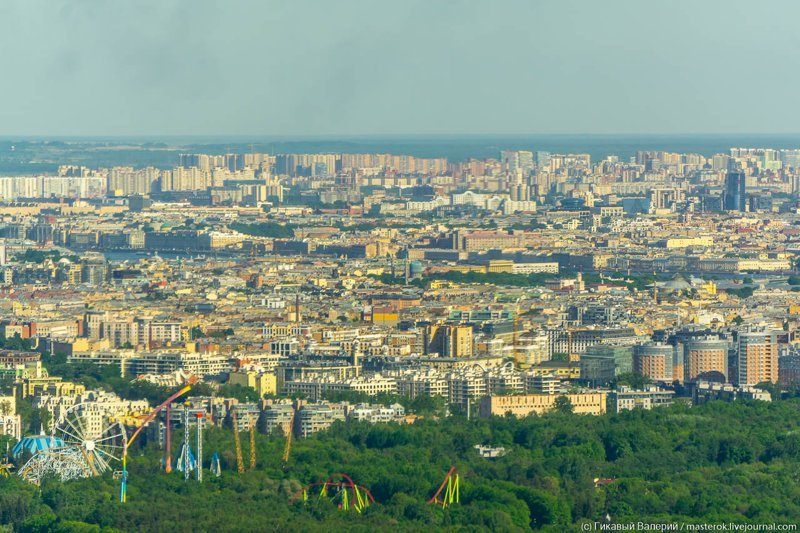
19, 403, 126, 485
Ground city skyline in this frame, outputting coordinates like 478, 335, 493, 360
1, 127, 799, 531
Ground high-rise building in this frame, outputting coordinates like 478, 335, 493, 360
684, 338, 728, 383
779, 355, 800, 387
633, 343, 674, 382
107, 167, 160, 196
80, 257, 108, 285
737, 331, 778, 386
724, 169, 746, 212
424, 324, 473, 358
160, 167, 209, 191
580, 345, 633, 383
711, 154, 731, 171
500, 150, 533, 174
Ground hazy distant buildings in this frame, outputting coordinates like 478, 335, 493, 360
5, 140, 800, 431
500, 150, 534, 174
107, 167, 160, 197
161, 167, 208, 191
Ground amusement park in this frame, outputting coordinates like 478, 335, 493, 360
1, 380, 469, 529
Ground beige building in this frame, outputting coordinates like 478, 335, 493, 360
457, 231, 522, 251
736, 259, 792, 272
424, 324, 473, 358
480, 392, 607, 417
16, 376, 86, 400
511, 262, 559, 274
664, 236, 713, 249
228, 370, 277, 397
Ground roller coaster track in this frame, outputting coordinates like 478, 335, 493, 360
429, 466, 460, 508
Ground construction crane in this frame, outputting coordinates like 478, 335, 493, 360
249, 420, 257, 470
282, 411, 295, 463
232, 408, 244, 474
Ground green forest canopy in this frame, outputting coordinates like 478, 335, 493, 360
229, 221, 296, 239
2, 400, 800, 531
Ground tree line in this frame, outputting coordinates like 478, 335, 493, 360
2, 399, 800, 531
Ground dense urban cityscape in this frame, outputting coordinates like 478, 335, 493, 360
5, 0, 800, 530
0, 141, 799, 530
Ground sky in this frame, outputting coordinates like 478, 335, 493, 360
0, 0, 797, 137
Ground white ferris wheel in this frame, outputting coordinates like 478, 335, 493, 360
18, 402, 126, 485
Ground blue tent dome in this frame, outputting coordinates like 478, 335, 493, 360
12, 435, 64, 459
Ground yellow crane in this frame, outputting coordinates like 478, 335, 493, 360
249, 420, 257, 470
232, 408, 244, 474
282, 411, 295, 463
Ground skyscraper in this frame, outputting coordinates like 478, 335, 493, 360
724, 169, 746, 212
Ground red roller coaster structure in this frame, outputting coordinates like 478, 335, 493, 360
293, 473, 375, 513
120, 382, 194, 503
429, 466, 460, 508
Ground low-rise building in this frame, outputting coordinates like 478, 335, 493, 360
346, 403, 405, 423
480, 392, 607, 417
228, 369, 277, 397
296, 403, 345, 437
16, 376, 86, 400
261, 401, 295, 435
692, 381, 772, 403
609, 386, 675, 413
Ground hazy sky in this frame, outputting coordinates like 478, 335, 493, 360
0, 0, 797, 137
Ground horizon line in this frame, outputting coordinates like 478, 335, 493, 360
4, 132, 800, 141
